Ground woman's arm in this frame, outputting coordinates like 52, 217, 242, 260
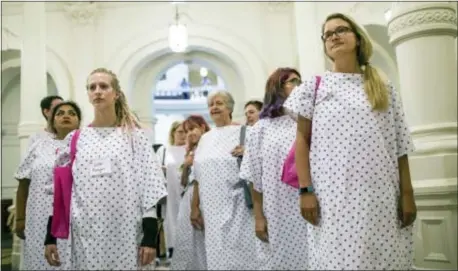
398, 155, 413, 194
15, 179, 30, 222
252, 188, 264, 219
296, 115, 313, 188
191, 181, 200, 208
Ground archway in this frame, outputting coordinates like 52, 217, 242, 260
107, 22, 269, 122
131, 49, 237, 144
1, 50, 60, 200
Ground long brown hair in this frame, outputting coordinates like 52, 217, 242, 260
260, 67, 301, 119
322, 13, 389, 111
87, 68, 141, 130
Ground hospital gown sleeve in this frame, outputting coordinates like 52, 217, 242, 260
14, 140, 39, 181
283, 76, 320, 120
134, 129, 168, 215
389, 84, 415, 157
239, 121, 264, 193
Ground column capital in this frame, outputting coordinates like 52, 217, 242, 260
17, 122, 44, 140
387, 3, 457, 46
63, 2, 99, 25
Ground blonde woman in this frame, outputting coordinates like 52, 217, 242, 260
156, 121, 187, 261
284, 13, 416, 270
43, 68, 167, 270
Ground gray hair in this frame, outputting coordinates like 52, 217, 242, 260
207, 90, 235, 114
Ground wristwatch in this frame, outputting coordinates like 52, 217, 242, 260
298, 186, 314, 195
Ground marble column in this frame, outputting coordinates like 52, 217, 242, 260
18, 2, 47, 156
15, 3, 48, 270
293, 2, 327, 78
64, 2, 99, 125
387, 3, 457, 270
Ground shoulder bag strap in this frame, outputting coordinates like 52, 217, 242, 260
69, 130, 81, 167
314, 75, 322, 106
237, 125, 247, 168
162, 147, 166, 166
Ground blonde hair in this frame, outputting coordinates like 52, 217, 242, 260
88, 68, 141, 130
322, 13, 389, 111
168, 121, 183, 145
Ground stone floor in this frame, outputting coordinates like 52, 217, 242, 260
1, 231, 170, 271
1, 232, 13, 271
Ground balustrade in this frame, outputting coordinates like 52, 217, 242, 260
154, 85, 220, 100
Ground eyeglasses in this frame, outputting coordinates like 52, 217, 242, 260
321, 26, 353, 41
284, 78, 302, 86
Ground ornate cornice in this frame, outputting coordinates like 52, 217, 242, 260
63, 2, 99, 25
387, 3, 457, 46
265, 1, 292, 12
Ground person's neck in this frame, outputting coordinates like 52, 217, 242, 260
55, 129, 73, 140
333, 56, 361, 74
92, 109, 117, 127
214, 118, 231, 127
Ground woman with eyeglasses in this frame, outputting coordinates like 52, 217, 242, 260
284, 13, 416, 270
240, 67, 308, 270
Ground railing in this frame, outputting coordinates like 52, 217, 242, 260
154, 85, 220, 100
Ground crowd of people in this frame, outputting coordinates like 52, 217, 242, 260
13, 13, 417, 270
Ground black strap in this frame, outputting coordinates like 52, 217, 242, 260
162, 147, 166, 166
141, 217, 159, 248
44, 216, 57, 245
237, 125, 253, 209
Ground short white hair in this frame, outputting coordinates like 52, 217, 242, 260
207, 90, 235, 113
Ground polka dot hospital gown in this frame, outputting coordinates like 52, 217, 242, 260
170, 167, 207, 270
27, 129, 53, 148
193, 125, 263, 270
15, 136, 67, 270
50, 127, 167, 270
239, 116, 309, 270
283, 71, 415, 270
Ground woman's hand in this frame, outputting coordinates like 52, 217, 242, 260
190, 205, 204, 230
299, 193, 319, 225
183, 152, 194, 167
15, 219, 25, 240
231, 145, 245, 157
255, 216, 269, 242
399, 191, 417, 228
44, 244, 61, 266
138, 246, 155, 266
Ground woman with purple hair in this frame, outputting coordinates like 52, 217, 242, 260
240, 67, 309, 270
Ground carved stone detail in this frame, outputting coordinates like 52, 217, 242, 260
265, 1, 292, 12
63, 2, 99, 25
388, 3, 457, 45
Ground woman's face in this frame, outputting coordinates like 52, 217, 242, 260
87, 72, 118, 110
208, 95, 230, 123
53, 105, 80, 133
283, 73, 301, 97
173, 124, 186, 146
323, 18, 358, 60
186, 123, 204, 145
244, 104, 260, 126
